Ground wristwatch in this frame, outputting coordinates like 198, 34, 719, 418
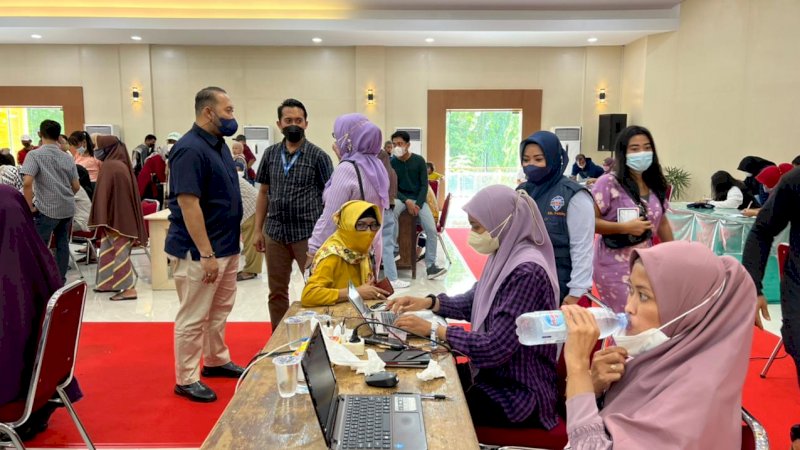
426, 294, 437, 310
200, 252, 216, 259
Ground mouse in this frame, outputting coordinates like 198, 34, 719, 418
365, 371, 399, 388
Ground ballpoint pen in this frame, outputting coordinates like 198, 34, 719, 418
397, 392, 447, 400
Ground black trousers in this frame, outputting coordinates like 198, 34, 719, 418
456, 363, 543, 428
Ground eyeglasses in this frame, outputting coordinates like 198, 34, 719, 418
355, 221, 381, 231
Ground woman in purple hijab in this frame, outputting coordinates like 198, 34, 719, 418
562, 240, 755, 449
307, 113, 389, 269
391, 185, 560, 428
0, 185, 82, 441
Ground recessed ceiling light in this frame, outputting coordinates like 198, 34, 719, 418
587, 37, 598, 43
312, 37, 322, 44
31, 34, 42, 39
425, 38, 435, 43
131, 35, 142, 41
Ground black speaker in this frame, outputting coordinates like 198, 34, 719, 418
598, 114, 627, 151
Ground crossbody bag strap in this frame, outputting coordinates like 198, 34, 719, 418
343, 160, 365, 200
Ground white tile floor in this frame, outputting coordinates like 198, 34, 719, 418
35, 234, 783, 450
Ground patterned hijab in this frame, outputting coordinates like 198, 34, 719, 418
311, 200, 382, 285
332, 113, 389, 209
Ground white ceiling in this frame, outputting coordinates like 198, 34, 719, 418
0, 1, 681, 47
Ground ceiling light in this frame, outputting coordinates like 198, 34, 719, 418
312, 37, 322, 44
31, 34, 42, 39
131, 35, 142, 41
425, 38, 435, 43
587, 37, 598, 43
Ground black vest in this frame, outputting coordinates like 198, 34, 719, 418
533, 178, 587, 302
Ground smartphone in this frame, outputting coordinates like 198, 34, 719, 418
370, 301, 387, 311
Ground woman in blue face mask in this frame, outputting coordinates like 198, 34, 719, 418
591, 125, 673, 312
517, 131, 596, 306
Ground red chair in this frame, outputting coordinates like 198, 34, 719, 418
0, 280, 95, 449
140, 199, 159, 238
429, 179, 439, 197
760, 242, 789, 378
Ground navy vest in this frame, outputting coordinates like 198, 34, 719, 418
533, 178, 587, 302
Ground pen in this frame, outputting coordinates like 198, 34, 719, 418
746, 201, 753, 210
397, 392, 447, 400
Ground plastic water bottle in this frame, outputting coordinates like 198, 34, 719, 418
515, 308, 628, 345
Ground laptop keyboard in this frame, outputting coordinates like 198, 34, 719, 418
377, 311, 396, 325
340, 396, 391, 449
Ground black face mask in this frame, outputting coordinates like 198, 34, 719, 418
282, 125, 305, 144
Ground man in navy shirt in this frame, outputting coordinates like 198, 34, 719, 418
166, 86, 244, 403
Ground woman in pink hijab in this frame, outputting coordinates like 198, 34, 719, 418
561, 240, 755, 449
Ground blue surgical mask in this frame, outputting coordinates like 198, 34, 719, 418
94, 147, 107, 161
213, 112, 238, 137
626, 151, 653, 173
77, 146, 86, 155
523, 165, 549, 184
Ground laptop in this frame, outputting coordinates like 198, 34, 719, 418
301, 325, 428, 450
347, 281, 402, 338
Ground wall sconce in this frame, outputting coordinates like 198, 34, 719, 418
367, 88, 375, 105
598, 88, 607, 104
131, 86, 141, 103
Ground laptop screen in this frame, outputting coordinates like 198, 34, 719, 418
347, 281, 371, 317
300, 326, 339, 447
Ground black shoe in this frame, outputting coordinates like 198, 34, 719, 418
201, 361, 245, 378
426, 264, 447, 280
174, 381, 217, 402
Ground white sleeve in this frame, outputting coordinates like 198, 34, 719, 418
565, 190, 595, 298
709, 186, 743, 209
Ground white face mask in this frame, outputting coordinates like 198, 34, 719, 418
613, 279, 726, 358
467, 214, 512, 255
392, 146, 406, 158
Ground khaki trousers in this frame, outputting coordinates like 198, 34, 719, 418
265, 236, 308, 331
173, 254, 238, 385
241, 215, 264, 275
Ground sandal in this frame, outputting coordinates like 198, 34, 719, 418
236, 272, 257, 281
110, 293, 138, 301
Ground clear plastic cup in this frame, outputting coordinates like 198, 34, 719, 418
273, 355, 301, 398
285, 316, 312, 350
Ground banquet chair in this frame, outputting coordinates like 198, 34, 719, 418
415, 192, 453, 266
760, 242, 789, 378
70, 227, 99, 266
0, 281, 95, 450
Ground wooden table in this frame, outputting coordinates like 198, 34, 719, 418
395, 210, 418, 279
143, 209, 174, 290
201, 302, 479, 449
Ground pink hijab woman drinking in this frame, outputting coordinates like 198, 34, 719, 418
562, 240, 756, 449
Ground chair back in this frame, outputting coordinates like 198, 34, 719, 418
666, 184, 674, 202
436, 193, 452, 233
429, 180, 439, 197
0, 281, 87, 426
778, 243, 789, 278
141, 199, 159, 236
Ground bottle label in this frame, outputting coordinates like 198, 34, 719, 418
543, 312, 564, 329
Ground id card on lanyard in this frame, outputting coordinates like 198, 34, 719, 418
281, 148, 301, 176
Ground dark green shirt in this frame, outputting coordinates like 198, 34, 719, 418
391, 153, 428, 206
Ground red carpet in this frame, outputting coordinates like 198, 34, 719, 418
27, 322, 271, 448
447, 227, 800, 449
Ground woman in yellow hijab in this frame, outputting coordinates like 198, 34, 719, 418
302, 200, 390, 306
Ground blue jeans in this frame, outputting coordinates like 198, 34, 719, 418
34, 212, 72, 283
381, 208, 399, 281
393, 199, 438, 268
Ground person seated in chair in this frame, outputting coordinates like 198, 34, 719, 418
561, 240, 755, 449
390, 185, 559, 429
0, 186, 83, 442
301, 200, 390, 306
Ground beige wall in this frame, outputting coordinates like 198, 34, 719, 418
0, 43, 626, 163
624, 0, 800, 200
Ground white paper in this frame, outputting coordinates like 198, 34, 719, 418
323, 334, 386, 376
617, 208, 640, 223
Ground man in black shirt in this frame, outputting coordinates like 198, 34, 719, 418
254, 99, 333, 330
743, 167, 800, 387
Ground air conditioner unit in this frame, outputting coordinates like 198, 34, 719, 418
395, 127, 422, 155
242, 125, 273, 174
552, 126, 581, 176
84, 124, 122, 141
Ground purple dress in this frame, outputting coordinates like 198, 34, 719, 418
591, 174, 668, 312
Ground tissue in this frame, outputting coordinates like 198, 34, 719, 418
416, 359, 446, 381
323, 334, 386, 376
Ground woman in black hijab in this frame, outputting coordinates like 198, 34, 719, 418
737, 156, 775, 206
